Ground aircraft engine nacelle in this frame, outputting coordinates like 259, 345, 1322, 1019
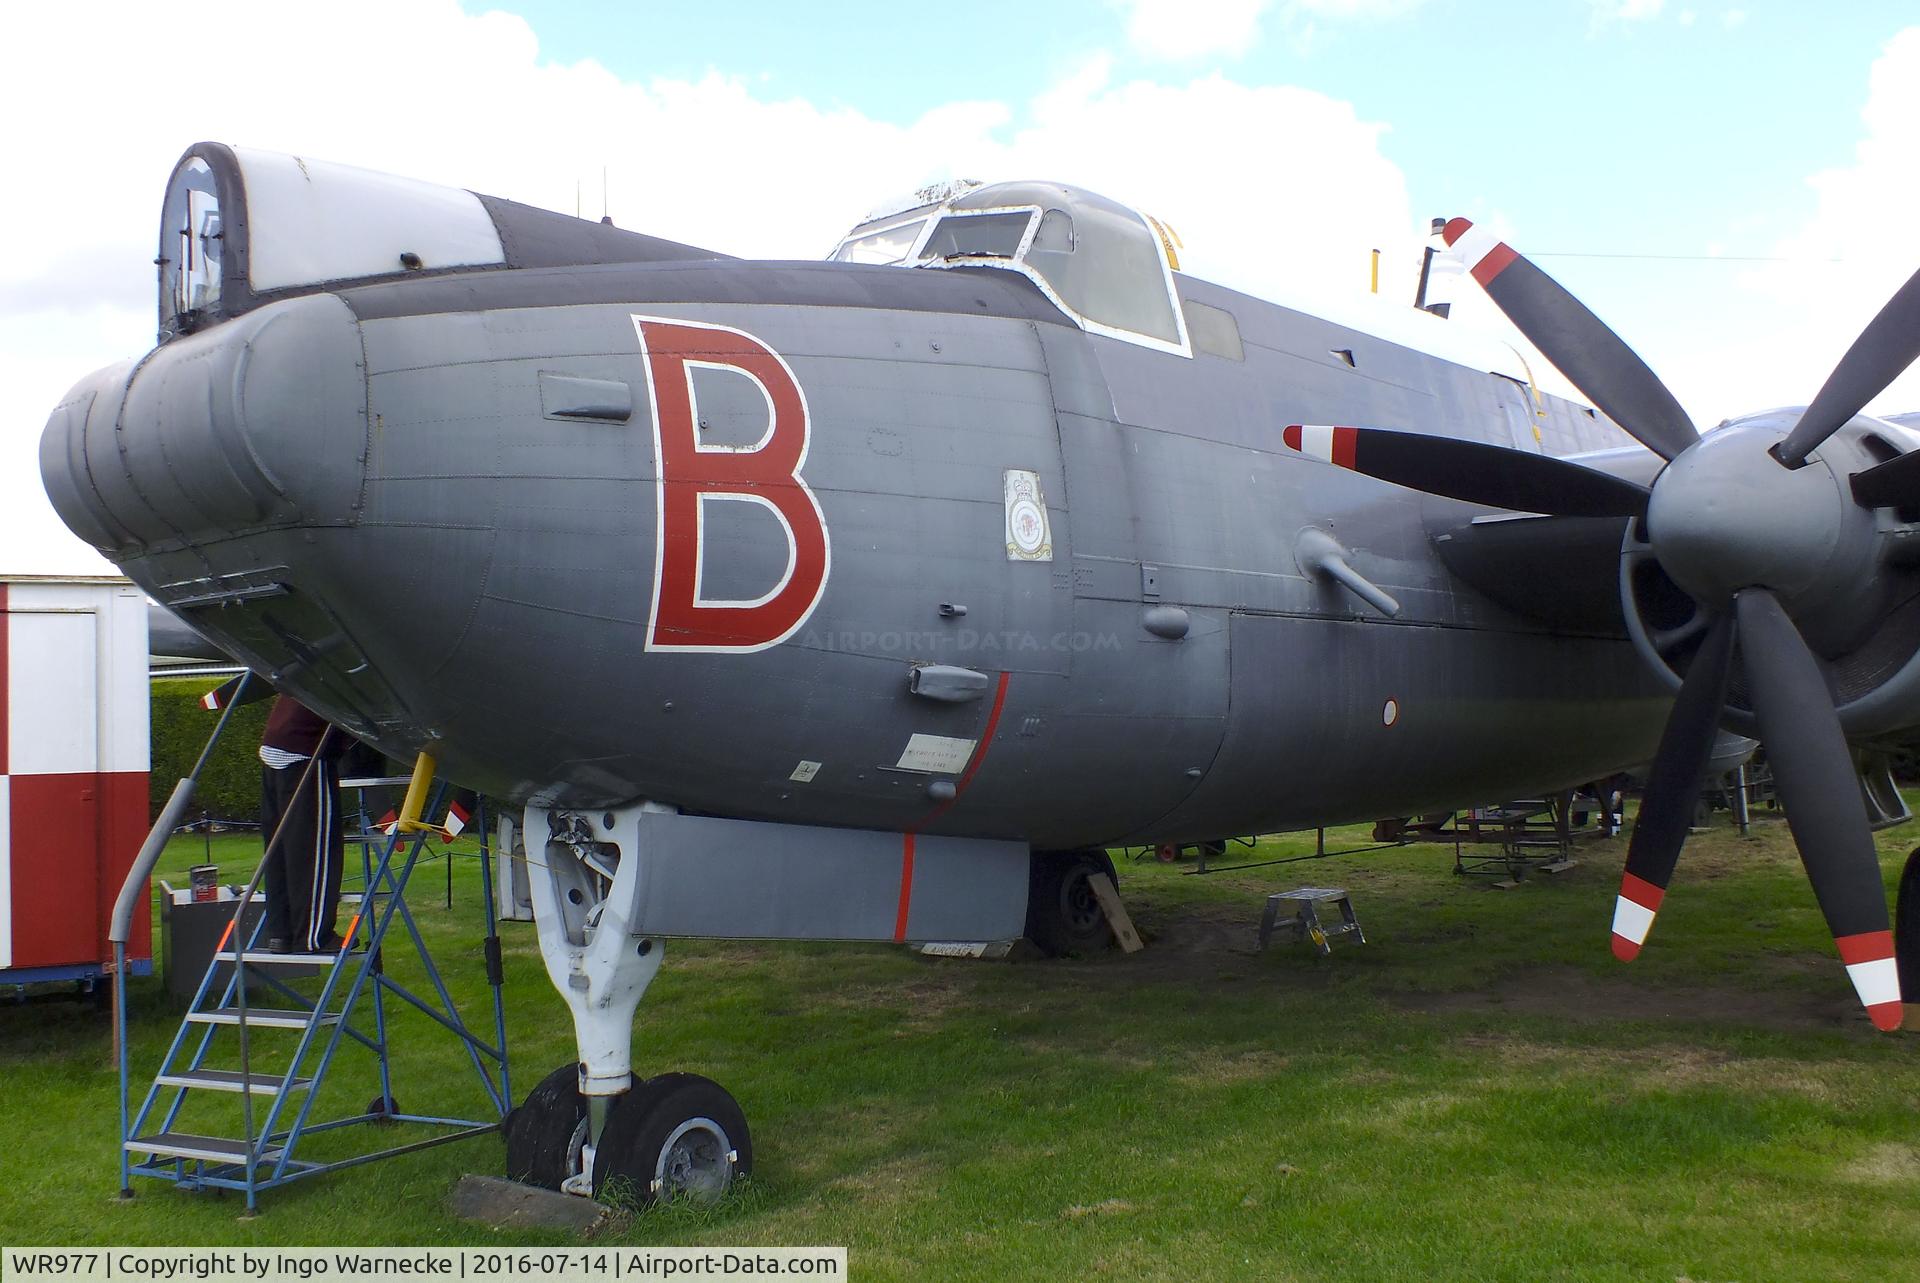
1620, 411, 1920, 746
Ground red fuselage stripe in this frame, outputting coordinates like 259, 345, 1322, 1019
895, 671, 1014, 940
892, 833, 917, 943
957, 671, 1013, 794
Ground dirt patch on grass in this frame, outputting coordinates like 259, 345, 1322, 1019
1454, 1037, 1855, 1101
820, 1152, 941, 1201
1168, 1047, 1294, 1088
811, 975, 973, 1032
1394, 964, 1862, 1035
1840, 1142, 1920, 1183
1061, 1197, 1138, 1219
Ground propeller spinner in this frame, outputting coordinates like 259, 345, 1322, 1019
1285, 218, 1920, 1030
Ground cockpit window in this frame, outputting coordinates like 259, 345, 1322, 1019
159, 157, 225, 337
906, 184, 1190, 356
827, 180, 1192, 356
915, 210, 1035, 261
830, 217, 926, 265
1022, 200, 1181, 347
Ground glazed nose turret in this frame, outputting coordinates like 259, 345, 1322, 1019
40, 292, 368, 557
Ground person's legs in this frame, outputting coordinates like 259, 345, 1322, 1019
278, 759, 325, 952
260, 764, 295, 947
301, 756, 345, 951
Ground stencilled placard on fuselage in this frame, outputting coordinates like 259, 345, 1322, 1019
895, 734, 977, 774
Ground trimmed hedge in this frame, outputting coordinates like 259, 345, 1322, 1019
149, 677, 272, 824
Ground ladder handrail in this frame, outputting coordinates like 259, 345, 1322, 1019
263, 796, 444, 1180
120, 673, 255, 1195
128, 726, 335, 1169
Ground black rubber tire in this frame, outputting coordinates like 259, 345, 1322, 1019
504, 1064, 586, 1190
591, 1073, 752, 1208
367, 1094, 401, 1124
1896, 848, 1920, 1005
1024, 850, 1116, 957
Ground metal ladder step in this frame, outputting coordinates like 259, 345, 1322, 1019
214, 949, 342, 966
153, 1068, 312, 1096
125, 1132, 284, 1164
187, 1008, 338, 1029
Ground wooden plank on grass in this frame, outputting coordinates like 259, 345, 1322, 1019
1087, 872, 1142, 953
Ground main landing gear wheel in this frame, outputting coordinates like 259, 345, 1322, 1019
591, 1073, 752, 1208
504, 1064, 587, 1190
1896, 848, 1920, 1014
1025, 850, 1117, 957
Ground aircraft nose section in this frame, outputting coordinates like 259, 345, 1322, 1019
40, 293, 366, 556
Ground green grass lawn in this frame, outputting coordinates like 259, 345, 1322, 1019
4, 803, 1919, 1282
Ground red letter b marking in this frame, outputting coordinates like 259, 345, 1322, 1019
634, 316, 830, 651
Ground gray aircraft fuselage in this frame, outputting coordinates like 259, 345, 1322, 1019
43, 167, 1673, 851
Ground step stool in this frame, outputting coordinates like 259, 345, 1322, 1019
1259, 886, 1364, 955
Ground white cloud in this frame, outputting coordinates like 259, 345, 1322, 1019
979, 67, 1417, 306
1587, 0, 1666, 26
1657, 25, 1920, 426
1120, 0, 1274, 61
1114, 0, 1424, 62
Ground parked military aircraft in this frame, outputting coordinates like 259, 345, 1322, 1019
41, 144, 1920, 1204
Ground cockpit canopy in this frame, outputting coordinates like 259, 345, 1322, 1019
829, 180, 1190, 356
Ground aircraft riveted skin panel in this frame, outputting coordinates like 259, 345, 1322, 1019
47, 150, 1695, 849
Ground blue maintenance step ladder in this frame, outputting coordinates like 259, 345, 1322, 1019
117, 758, 510, 1212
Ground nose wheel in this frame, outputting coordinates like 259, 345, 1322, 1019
592, 1073, 752, 1207
503, 1064, 587, 1190
506, 1065, 751, 1207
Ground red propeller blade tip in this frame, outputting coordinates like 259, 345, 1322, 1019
1609, 872, 1664, 963
1838, 931, 1902, 1032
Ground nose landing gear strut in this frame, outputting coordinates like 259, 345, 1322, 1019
507, 805, 751, 1206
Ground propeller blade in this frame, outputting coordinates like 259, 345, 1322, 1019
1443, 218, 1699, 462
1850, 448, 1920, 510
1279, 424, 1650, 517
1774, 265, 1920, 469
1734, 588, 1902, 1030
1613, 610, 1737, 961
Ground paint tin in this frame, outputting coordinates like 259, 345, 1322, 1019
189, 865, 219, 903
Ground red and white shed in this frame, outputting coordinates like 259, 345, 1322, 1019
0, 576, 151, 984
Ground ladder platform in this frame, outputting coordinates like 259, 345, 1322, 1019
154, 1068, 311, 1096
187, 1007, 337, 1029
215, 949, 342, 966
126, 1132, 285, 1164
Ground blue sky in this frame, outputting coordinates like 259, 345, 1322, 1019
510, 0, 1891, 254
1, 0, 1917, 571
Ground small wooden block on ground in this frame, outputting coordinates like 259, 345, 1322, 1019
449, 1174, 609, 1234
1087, 872, 1143, 953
